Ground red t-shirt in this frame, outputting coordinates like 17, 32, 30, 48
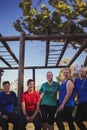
21, 91, 40, 111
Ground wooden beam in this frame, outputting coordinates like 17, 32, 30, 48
0, 55, 11, 67
45, 40, 50, 66
0, 69, 4, 88
18, 32, 25, 112
56, 39, 69, 66
84, 56, 87, 67
56, 28, 75, 66
0, 34, 87, 41
0, 65, 67, 70
0, 34, 19, 64
32, 69, 35, 87
50, 49, 61, 52
68, 42, 87, 67
45, 30, 51, 66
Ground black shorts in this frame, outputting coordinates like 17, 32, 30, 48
40, 105, 57, 125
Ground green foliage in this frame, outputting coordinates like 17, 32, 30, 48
13, 0, 87, 48
56, 69, 64, 84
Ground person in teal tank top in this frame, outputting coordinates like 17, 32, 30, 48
39, 71, 60, 130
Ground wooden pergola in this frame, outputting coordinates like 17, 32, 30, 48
0, 32, 87, 110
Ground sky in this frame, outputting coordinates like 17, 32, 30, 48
0, 0, 87, 89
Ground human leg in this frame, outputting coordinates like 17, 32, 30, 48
8, 113, 19, 130
0, 117, 8, 130
40, 105, 48, 130
33, 112, 42, 130
48, 106, 57, 130
18, 113, 27, 130
55, 111, 65, 130
63, 106, 75, 130
75, 103, 87, 130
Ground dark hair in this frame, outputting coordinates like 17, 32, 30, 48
2, 81, 10, 86
27, 79, 34, 85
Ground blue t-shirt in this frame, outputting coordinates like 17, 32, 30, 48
74, 78, 87, 103
0, 91, 17, 114
59, 80, 75, 107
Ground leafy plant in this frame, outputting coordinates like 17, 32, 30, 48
13, 0, 87, 48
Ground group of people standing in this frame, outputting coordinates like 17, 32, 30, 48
0, 67, 87, 130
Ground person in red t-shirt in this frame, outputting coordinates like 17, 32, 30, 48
19, 79, 42, 130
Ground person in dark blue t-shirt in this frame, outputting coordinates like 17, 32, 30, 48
0, 81, 19, 130
74, 67, 87, 130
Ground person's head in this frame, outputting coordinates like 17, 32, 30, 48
46, 71, 53, 82
78, 67, 87, 79
63, 68, 71, 79
27, 79, 35, 92
2, 81, 10, 93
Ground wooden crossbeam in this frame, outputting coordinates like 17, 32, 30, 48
0, 34, 19, 64
0, 56, 11, 67
0, 65, 67, 70
56, 39, 69, 66
68, 42, 87, 67
0, 34, 87, 41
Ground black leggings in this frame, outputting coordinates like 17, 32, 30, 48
55, 106, 75, 130
40, 105, 57, 125
0, 113, 19, 130
75, 101, 87, 130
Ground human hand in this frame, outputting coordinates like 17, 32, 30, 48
2, 115, 9, 120
25, 116, 31, 122
29, 115, 35, 122
58, 104, 64, 112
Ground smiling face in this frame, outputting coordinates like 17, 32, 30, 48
79, 67, 86, 79
3, 83, 10, 93
63, 68, 71, 80
27, 80, 35, 92
46, 71, 53, 82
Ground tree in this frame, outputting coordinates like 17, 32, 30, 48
13, 0, 87, 48
56, 57, 79, 83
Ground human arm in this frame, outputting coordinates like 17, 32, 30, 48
29, 92, 40, 122
21, 101, 31, 121
29, 102, 40, 122
39, 84, 43, 95
0, 111, 9, 120
21, 93, 31, 121
0, 110, 8, 120
58, 80, 74, 112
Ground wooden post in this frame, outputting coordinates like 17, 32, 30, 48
84, 56, 87, 67
32, 69, 35, 89
0, 69, 4, 89
18, 32, 25, 112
